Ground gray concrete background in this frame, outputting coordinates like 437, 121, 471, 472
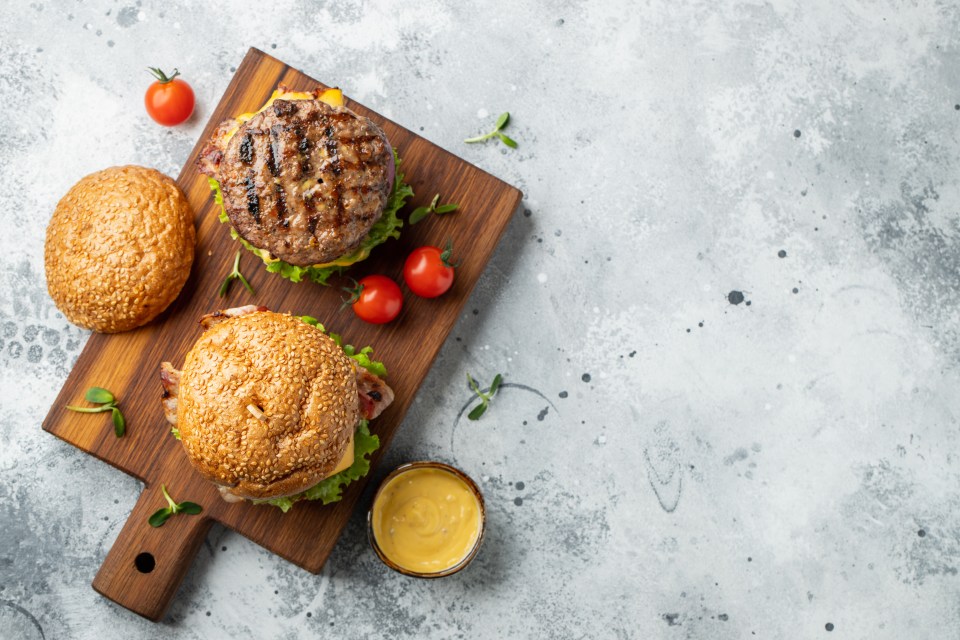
2, 0, 959, 638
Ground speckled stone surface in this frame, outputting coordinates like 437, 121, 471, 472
2, 1, 960, 638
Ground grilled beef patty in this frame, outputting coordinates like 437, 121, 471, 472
201, 99, 392, 266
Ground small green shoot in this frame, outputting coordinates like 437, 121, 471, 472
467, 373, 504, 420
67, 387, 126, 437
409, 193, 460, 225
219, 250, 255, 297
148, 484, 203, 528
464, 112, 517, 148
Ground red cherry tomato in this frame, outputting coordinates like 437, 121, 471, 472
145, 67, 195, 126
349, 275, 403, 324
403, 245, 456, 298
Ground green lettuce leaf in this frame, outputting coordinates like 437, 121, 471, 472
207, 151, 413, 285
255, 420, 380, 512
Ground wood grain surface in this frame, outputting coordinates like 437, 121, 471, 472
40, 48, 521, 621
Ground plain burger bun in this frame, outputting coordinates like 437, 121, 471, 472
44, 165, 195, 333
177, 311, 360, 500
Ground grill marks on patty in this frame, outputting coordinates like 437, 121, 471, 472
214, 99, 392, 266
243, 174, 260, 222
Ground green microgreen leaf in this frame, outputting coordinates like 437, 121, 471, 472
237, 271, 255, 295
408, 194, 460, 225
466, 373, 504, 420
490, 373, 503, 395
498, 132, 518, 148
465, 112, 517, 148
67, 387, 125, 437
170, 427, 181, 440
219, 250, 255, 298
177, 502, 203, 515
148, 508, 172, 528
150, 485, 202, 526
467, 404, 488, 420
85, 387, 115, 404
408, 206, 431, 225
111, 407, 126, 438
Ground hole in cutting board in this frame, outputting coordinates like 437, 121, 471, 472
134, 552, 156, 574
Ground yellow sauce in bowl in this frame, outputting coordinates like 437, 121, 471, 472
370, 464, 484, 576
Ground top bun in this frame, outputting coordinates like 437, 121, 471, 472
44, 165, 195, 333
177, 311, 360, 500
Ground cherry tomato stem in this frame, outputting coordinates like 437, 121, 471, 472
147, 67, 181, 83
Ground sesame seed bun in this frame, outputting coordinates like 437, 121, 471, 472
44, 166, 195, 333
177, 311, 360, 500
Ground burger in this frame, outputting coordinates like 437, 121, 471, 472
197, 86, 413, 285
160, 306, 394, 511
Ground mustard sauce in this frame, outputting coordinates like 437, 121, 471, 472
371, 466, 482, 574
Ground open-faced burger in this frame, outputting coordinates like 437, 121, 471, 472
197, 87, 413, 285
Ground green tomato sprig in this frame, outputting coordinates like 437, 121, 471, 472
66, 387, 126, 437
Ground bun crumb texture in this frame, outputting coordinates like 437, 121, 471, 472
44, 165, 195, 333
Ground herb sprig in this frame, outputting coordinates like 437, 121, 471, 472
148, 484, 203, 527
466, 373, 503, 420
218, 250, 255, 297
409, 193, 460, 225
464, 112, 517, 148
67, 387, 126, 437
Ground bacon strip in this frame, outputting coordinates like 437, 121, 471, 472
160, 362, 182, 426
355, 367, 394, 420
196, 118, 240, 177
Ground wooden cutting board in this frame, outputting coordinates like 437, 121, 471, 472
41, 47, 521, 621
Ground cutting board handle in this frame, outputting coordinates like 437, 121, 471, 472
92, 483, 212, 621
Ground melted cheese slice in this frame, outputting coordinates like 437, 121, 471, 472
222, 87, 343, 145
327, 431, 355, 477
